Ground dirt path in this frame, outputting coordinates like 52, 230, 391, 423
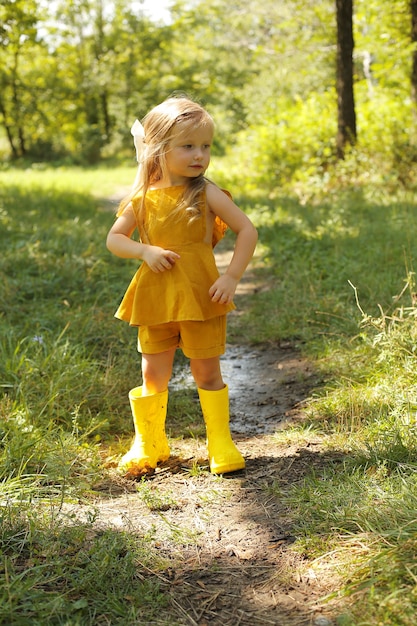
66, 340, 338, 625
82, 210, 339, 624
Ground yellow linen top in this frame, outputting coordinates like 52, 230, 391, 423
115, 185, 235, 327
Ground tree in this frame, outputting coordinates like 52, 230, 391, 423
0, 0, 41, 158
411, 0, 417, 106
336, 0, 356, 158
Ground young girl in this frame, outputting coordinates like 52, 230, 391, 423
107, 96, 258, 476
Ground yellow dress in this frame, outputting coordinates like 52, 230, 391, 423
115, 185, 235, 327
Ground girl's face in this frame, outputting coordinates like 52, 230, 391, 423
164, 124, 213, 185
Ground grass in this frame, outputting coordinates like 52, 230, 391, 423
0, 501, 173, 625
227, 177, 417, 623
2, 164, 417, 622
136, 478, 179, 512
232, 187, 417, 350
268, 279, 417, 623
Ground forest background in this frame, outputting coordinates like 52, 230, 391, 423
3, 0, 417, 625
2, 0, 415, 185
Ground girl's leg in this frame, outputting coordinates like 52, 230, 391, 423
141, 347, 176, 394
191, 356, 245, 474
118, 348, 175, 475
190, 356, 224, 390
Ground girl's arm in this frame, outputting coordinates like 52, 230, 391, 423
106, 204, 180, 273
206, 183, 258, 304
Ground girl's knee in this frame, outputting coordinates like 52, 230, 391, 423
190, 358, 223, 390
141, 349, 175, 393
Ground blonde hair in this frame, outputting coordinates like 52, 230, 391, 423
119, 96, 215, 236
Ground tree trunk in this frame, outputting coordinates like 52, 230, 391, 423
411, 0, 417, 106
11, 49, 26, 157
0, 96, 19, 159
101, 91, 111, 141
336, 0, 357, 159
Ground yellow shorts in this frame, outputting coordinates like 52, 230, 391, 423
138, 316, 227, 359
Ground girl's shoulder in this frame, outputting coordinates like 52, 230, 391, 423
205, 180, 233, 203
130, 190, 144, 214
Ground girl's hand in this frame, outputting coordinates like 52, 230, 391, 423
209, 274, 238, 304
143, 245, 180, 273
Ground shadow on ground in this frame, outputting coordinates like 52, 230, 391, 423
62, 343, 342, 626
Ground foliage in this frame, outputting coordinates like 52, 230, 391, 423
1, 0, 416, 185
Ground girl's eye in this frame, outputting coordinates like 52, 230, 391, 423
181, 144, 210, 149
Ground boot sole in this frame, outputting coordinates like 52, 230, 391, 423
210, 460, 246, 474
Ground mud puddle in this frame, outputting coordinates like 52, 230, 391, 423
171, 343, 315, 435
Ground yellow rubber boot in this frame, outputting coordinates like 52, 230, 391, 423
198, 385, 245, 474
118, 387, 170, 474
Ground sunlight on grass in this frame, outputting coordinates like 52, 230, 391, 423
273, 297, 417, 624
0, 165, 135, 196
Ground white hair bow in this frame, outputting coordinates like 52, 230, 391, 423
131, 119, 146, 162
